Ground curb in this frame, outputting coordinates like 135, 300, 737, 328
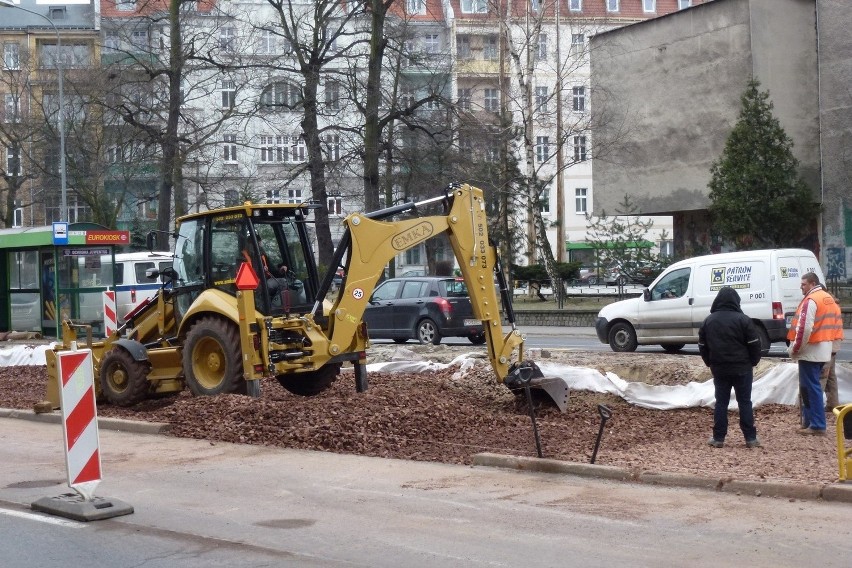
472, 452, 852, 503
0, 408, 171, 435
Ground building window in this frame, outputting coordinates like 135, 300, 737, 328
457, 35, 471, 59
536, 33, 547, 61
325, 80, 340, 111
483, 88, 499, 112
224, 189, 239, 206
116, 0, 136, 11
104, 34, 120, 51
287, 188, 302, 204
678, 0, 692, 8
219, 27, 236, 52
4, 42, 20, 70
266, 189, 281, 204
458, 88, 472, 111
259, 29, 277, 54
261, 81, 302, 110
130, 29, 149, 49
327, 193, 342, 216
406, 0, 426, 14
460, 0, 487, 14
107, 145, 123, 164
485, 140, 499, 163
569, 0, 582, 11
223, 134, 238, 163
535, 136, 549, 163
260, 135, 287, 163
575, 188, 587, 214
572, 86, 585, 112
483, 35, 498, 60
220, 80, 236, 109
404, 247, 421, 265
5, 147, 22, 176
539, 187, 549, 214
535, 86, 548, 114
291, 136, 306, 162
323, 134, 340, 161
573, 136, 587, 162
660, 239, 674, 257
12, 200, 23, 227
4, 94, 19, 123
424, 33, 440, 54
571, 34, 585, 57
606, 0, 619, 12
643, 0, 656, 12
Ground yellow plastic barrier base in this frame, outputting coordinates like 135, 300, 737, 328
832, 404, 852, 481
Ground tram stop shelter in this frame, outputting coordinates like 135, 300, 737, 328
0, 223, 130, 338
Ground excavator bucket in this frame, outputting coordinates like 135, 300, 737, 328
505, 362, 569, 413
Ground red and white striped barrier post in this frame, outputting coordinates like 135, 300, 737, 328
102, 290, 117, 337
31, 347, 134, 521
57, 349, 102, 500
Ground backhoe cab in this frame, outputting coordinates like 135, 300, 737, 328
41, 184, 568, 413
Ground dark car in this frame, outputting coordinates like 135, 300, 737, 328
363, 277, 485, 345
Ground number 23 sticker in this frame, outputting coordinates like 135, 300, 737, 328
352, 288, 364, 300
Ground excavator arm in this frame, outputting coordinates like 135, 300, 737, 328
321, 183, 568, 410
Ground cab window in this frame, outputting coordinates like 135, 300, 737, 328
650, 267, 691, 300
371, 280, 402, 301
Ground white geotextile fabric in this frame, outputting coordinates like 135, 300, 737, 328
0, 344, 55, 367
364, 355, 852, 411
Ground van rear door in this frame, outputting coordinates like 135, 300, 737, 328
776, 252, 823, 325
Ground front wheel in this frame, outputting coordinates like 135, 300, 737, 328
417, 318, 442, 345
276, 363, 341, 396
99, 348, 150, 406
183, 316, 245, 396
608, 322, 638, 352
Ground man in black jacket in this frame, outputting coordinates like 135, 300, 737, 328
698, 286, 763, 448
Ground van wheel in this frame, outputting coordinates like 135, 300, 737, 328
660, 344, 685, 354
756, 326, 771, 355
608, 322, 637, 352
183, 317, 245, 396
99, 348, 150, 407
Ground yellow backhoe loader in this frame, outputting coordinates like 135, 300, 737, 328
40, 184, 568, 412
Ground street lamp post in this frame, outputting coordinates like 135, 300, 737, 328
0, 0, 67, 222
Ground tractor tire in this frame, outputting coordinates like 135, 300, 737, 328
660, 343, 685, 354
183, 316, 245, 396
276, 363, 341, 396
99, 348, 150, 407
608, 322, 638, 352
417, 318, 442, 345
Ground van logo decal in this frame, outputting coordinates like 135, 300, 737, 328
781, 266, 798, 279
709, 265, 753, 291
391, 222, 434, 251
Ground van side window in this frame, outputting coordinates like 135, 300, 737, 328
651, 267, 691, 300
114, 262, 124, 285
135, 262, 155, 284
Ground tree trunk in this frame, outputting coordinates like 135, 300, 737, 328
363, 0, 388, 212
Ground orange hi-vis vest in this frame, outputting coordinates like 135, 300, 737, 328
787, 288, 843, 342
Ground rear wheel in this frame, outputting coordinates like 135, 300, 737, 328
587, 276, 599, 285
99, 348, 150, 407
276, 363, 341, 396
416, 318, 442, 345
660, 343, 685, 354
468, 332, 486, 345
608, 322, 638, 352
183, 316, 245, 396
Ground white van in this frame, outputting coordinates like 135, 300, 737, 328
595, 249, 823, 353
112, 252, 173, 323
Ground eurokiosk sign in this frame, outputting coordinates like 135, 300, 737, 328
0, 224, 130, 337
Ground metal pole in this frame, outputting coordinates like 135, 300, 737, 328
0, 0, 67, 221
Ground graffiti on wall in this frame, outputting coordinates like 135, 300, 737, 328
826, 247, 847, 280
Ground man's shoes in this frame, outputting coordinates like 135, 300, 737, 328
797, 427, 827, 436
745, 438, 762, 448
707, 438, 724, 448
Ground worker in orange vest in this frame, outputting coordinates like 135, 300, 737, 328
787, 272, 843, 434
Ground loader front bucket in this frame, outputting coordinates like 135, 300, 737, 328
504, 361, 569, 413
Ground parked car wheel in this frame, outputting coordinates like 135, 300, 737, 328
417, 318, 442, 345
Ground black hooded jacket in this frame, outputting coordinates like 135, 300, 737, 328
698, 287, 762, 374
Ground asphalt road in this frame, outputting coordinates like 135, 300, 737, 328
2, 418, 851, 567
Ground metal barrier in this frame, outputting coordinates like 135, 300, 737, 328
832, 404, 852, 482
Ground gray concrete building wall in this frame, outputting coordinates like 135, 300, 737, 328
590, 0, 819, 215
816, 0, 852, 281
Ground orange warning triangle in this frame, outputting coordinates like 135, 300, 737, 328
235, 262, 260, 290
